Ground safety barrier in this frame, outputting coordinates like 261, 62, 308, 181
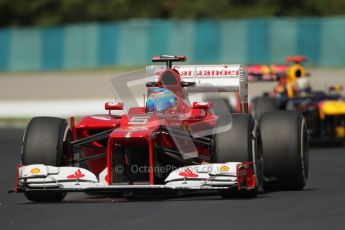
1, 17, 345, 71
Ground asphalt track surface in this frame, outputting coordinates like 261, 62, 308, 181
0, 128, 345, 230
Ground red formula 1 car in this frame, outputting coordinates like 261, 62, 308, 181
15, 55, 309, 202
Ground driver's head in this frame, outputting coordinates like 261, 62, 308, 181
146, 88, 178, 113
295, 77, 312, 94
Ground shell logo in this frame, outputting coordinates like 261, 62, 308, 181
30, 168, 40, 174
220, 165, 230, 173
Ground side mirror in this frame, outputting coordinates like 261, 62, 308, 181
105, 102, 124, 110
192, 102, 212, 110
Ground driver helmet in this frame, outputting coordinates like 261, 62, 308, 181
295, 77, 312, 95
146, 88, 178, 113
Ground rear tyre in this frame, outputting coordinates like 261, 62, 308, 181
205, 95, 234, 116
213, 114, 263, 198
22, 117, 68, 202
253, 97, 277, 120
260, 111, 309, 190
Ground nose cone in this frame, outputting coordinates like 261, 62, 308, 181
108, 115, 161, 145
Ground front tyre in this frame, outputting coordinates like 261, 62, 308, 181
213, 114, 263, 198
22, 117, 69, 202
260, 111, 309, 190
253, 97, 277, 120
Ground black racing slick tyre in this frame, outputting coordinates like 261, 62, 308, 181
213, 114, 264, 198
259, 111, 309, 190
253, 97, 277, 120
22, 117, 68, 202
205, 94, 234, 116
213, 114, 254, 163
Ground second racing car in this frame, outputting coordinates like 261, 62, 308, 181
249, 56, 345, 144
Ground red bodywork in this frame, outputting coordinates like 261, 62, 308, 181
71, 66, 221, 186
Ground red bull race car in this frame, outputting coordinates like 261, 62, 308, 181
249, 56, 345, 144
14, 55, 309, 202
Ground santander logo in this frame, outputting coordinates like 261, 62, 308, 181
177, 68, 239, 77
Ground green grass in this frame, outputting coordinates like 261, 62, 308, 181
0, 117, 30, 126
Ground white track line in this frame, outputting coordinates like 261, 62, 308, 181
0, 99, 112, 117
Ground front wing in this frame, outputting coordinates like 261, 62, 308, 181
15, 162, 257, 194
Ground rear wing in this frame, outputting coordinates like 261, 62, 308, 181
248, 64, 309, 82
248, 64, 288, 82
248, 56, 308, 82
146, 64, 249, 112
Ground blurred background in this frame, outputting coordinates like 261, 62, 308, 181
0, 0, 344, 120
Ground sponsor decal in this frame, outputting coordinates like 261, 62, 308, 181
67, 169, 85, 179
178, 69, 239, 77
30, 168, 40, 174
179, 168, 198, 178
219, 165, 230, 173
